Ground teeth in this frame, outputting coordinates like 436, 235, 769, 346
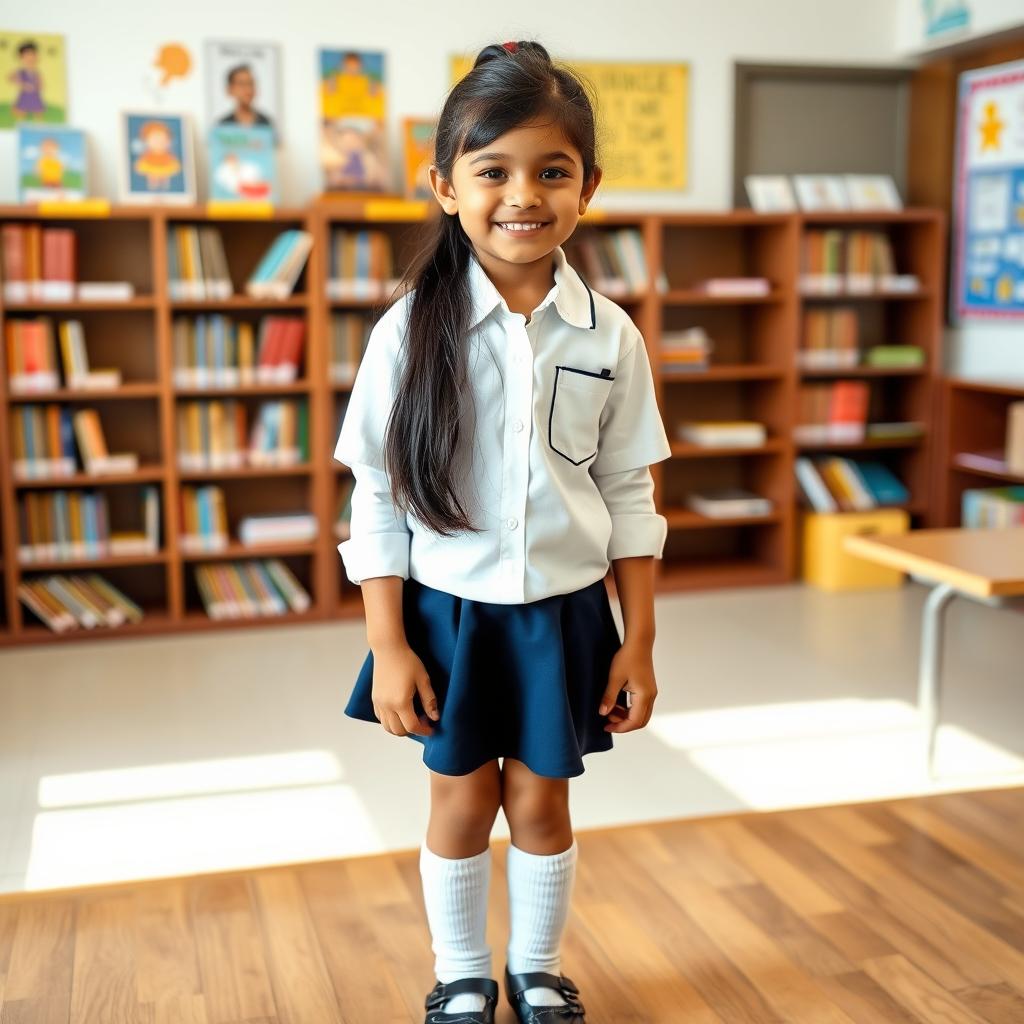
499, 222, 545, 231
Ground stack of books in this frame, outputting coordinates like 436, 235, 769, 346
801, 230, 920, 295
330, 312, 372, 383
1, 224, 76, 301
661, 327, 712, 373
168, 225, 232, 300
245, 230, 313, 299
180, 484, 229, 552
72, 408, 139, 475
17, 485, 159, 563
238, 511, 317, 546
172, 315, 306, 387
563, 229, 665, 297
799, 308, 859, 368
193, 558, 311, 618
686, 488, 775, 518
326, 228, 398, 301
862, 345, 925, 368
17, 573, 145, 633
795, 457, 909, 512
5, 319, 60, 392
9, 404, 76, 479
795, 381, 869, 444
176, 398, 309, 470
962, 486, 1024, 527
676, 421, 767, 447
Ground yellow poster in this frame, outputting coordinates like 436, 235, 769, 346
0, 31, 67, 128
449, 56, 687, 191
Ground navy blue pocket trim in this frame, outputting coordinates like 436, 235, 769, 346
548, 365, 615, 465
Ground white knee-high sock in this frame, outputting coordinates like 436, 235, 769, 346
419, 842, 492, 1013
505, 837, 578, 1007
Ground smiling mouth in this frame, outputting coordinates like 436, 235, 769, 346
494, 221, 550, 235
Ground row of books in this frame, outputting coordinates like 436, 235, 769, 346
800, 230, 919, 295
796, 456, 909, 512
795, 381, 925, 444
799, 308, 926, 369
563, 229, 666, 297
168, 226, 312, 301
962, 486, 1024, 527
194, 558, 311, 618
660, 327, 712, 373
17, 485, 160, 563
1, 223, 133, 302
326, 229, 399, 300
18, 573, 145, 633
176, 399, 309, 470
330, 312, 373, 383
180, 482, 317, 551
10, 405, 138, 479
5, 318, 123, 393
172, 315, 306, 387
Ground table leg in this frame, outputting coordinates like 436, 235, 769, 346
918, 582, 957, 778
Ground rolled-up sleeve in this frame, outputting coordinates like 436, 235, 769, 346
590, 330, 672, 477
592, 464, 668, 560
338, 462, 411, 583
333, 295, 413, 583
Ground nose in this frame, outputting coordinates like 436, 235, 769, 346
504, 175, 542, 209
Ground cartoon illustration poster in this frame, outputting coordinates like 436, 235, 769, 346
209, 124, 277, 203
318, 49, 389, 192
17, 124, 86, 201
952, 58, 1024, 321
0, 31, 67, 128
121, 111, 195, 203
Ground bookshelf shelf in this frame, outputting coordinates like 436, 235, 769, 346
797, 436, 926, 451
798, 366, 927, 378
0, 202, 946, 645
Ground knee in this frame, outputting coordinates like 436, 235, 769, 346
502, 788, 570, 841
431, 781, 501, 843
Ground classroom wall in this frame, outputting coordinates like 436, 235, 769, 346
896, 0, 1024, 56
1, 0, 905, 211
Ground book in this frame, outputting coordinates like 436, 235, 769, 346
193, 557, 310, 619
245, 229, 312, 299
686, 489, 774, 518
962, 486, 1024, 528
1007, 402, 1024, 475
168, 225, 232, 300
18, 573, 144, 632
677, 421, 767, 447
863, 345, 925, 368
1, 224, 76, 301
694, 277, 770, 297
238, 512, 317, 546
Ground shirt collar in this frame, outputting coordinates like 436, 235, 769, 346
466, 244, 596, 331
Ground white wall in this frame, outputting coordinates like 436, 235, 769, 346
896, 0, 1024, 56
1, 0, 905, 210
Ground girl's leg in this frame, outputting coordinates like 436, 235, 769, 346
499, 757, 578, 1008
420, 758, 502, 1013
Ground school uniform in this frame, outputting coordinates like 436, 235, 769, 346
334, 244, 672, 779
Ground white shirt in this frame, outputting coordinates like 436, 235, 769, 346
333, 243, 672, 604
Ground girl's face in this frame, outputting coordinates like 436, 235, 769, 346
430, 117, 601, 268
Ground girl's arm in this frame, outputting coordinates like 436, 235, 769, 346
610, 555, 655, 646
359, 575, 408, 650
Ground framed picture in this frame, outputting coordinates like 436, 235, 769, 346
120, 111, 195, 203
402, 117, 435, 200
205, 40, 281, 146
793, 174, 850, 211
209, 124, 277, 203
16, 124, 86, 201
744, 174, 796, 212
0, 31, 67, 129
318, 49, 390, 192
844, 174, 903, 211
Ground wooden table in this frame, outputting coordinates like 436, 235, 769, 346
843, 527, 1024, 777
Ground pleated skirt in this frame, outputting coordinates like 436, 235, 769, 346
343, 574, 625, 778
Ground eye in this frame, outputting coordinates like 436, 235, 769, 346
541, 167, 570, 179
479, 168, 505, 180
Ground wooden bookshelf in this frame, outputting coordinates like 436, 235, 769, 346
934, 377, 1024, 526
0, 202, 948, 645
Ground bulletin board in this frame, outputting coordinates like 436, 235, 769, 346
952, 58, 1024, 322
449, 56, 688, 191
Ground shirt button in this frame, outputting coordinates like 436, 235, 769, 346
506, 517, 518, 530
512, 419, 523, 432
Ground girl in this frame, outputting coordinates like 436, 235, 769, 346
334, 40, 671, 1024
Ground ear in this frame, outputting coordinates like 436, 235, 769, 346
579, 166, 603, 214
429, 165, 458, 215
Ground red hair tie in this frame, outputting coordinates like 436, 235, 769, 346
502, 41, 519, 53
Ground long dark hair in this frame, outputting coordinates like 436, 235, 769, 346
380, 40, 600, 536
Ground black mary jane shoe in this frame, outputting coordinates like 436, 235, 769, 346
504, 966, 587, 1023
424, 977, 499, 1024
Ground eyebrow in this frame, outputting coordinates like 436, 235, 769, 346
468, 150, 577, 165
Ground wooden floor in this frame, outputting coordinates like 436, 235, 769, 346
1, 788, 1023, 1024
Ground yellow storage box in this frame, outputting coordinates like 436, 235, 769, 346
801, 509, 910, 591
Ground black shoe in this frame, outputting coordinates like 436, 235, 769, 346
424, 977, 499, 1024
504, 965, 586, 1022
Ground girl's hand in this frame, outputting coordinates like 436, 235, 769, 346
370, 641, 440, 737
598, 639, 657, 733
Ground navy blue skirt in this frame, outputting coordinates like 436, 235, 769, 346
343, 574, 625, 778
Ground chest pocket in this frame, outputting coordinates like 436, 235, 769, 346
548, 365, 615, 465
